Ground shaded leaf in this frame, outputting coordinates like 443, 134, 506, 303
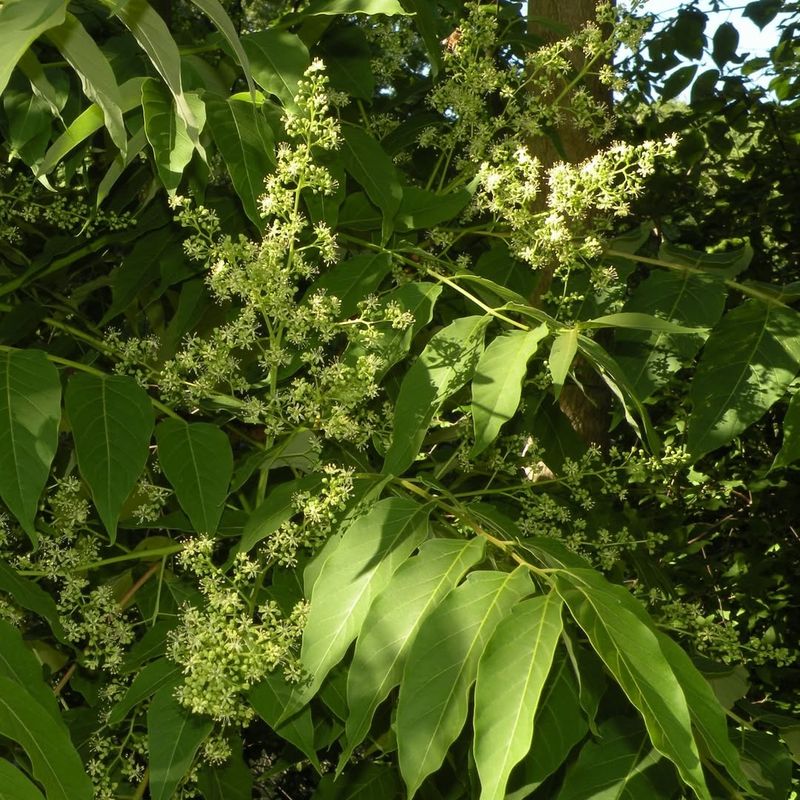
773, 388, 800, 469
473, 593, 564, 800
471, 326, 548, 456
688, 302, 800, 458
341, 537, 486, 769
206, 96, 274, 226
307, 252, 393, 318
65, 373, 154, 540
45, 13, 127, 153
0, 676, 93, 800
0, 759, 45, 800
196, 734, 252, 800
0, 349, 61, 543
249, 673, 321, 770
557, 717, 671, 800
156, 419, 233, 535
147, 685, 213, 800
396, 568, 532, 798
384, 315, 490, 475
107, 659, 180, 725
0, 559, 68, 642
395, 187, 471, 231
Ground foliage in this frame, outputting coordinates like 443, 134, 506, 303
0, 0, 798, 798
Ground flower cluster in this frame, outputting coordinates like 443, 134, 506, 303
168, 537, 308, 724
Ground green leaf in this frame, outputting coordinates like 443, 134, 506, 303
0, 675, 93, 800
555, 569, 710, 800
96, 125, 148, 206
306, 252, 393, 318
0, 349, 61, 543
656, 634, 752, 792
688, 302, 800, 458
659, 242, 752, 279
147, 685, 213, 800
45, 13, 127, 154
773, 389, 800, 469
582, 312, 705, 334
37, 77, 145, 176
557, 717, 671, 800
471, 325, 548, 456
249, 673, 321, 770
615, 271, 726, 401
0, 0, 67, 96
65, 373, 154, 540
292, 498, 430, 715
142, 78, 204, 192
241, 30, 310, 109
0, 620, 62, 725
0, 759, 45, 800
548, 329, 578, 399
107, 659, 181, 726
340, 537, 486, 770
304, 0, 412, 14
156, 419, 232, 535
384, 315, 490, 475
473, 593, 563, 800
0, 560, 68, 642
738, 730, 792, 800
712, 22, 740, 67
237, 474, 323, 556
396, 568, 532, 798
185, 0, 256, 97
206, 96, 274, 226
102, 0, 200, 143
341, 124, 403, 239
505, 655, 589, 800
196, 735, 252, 800
314, 763, 402, 800
395, 187, 472, 231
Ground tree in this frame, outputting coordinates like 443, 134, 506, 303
0, 0, 797, 797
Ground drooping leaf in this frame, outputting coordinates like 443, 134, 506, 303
384, 315, 490, 475
0, 759, 45, 800
65, 373, 154, 540
96, 125, 148, 206
249, 673, 321, 770
582, 313, 705, 334
340, 537, 486, 769
0, 676, 93, 800
292, 498, 430, 713
0, 620, 62, 725
471, 325, 548, 456
473, 593, 564, 800
142, 78, 205, 192
156, 419, 233, 535
557, 717, 672, 800
45, 13, 127, 154
101, 0, 200, 143
107, 659, 181, 726
341, 124, 403, 238
614, 271, 726, 401
555, 569, 710, 800
737, 730, 792, 800
0, 560, 67, 642
396, 568, 532, 798
548, 329, 578, 399
314, 763, 402, 800
205, 96, 274, 226
395, 187, 472, 231
241, 30, 310, 109
147, 685, 213, 800
688, 301, 800, 458
0, 349, 61, 543
0, 0, 67, 96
